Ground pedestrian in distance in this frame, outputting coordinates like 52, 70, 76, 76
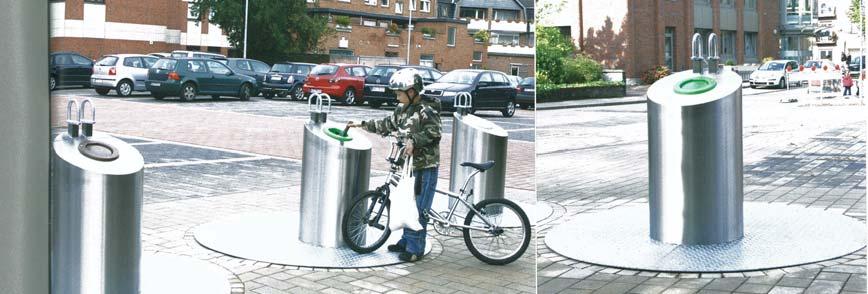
347, 68, 442, 262
842, 71, 853, 98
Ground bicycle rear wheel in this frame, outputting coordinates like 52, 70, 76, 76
462, 199, 531, 265
342, 190, 391, 253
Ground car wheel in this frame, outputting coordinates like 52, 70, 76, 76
181, 83, 197, 102
116, 80, 133, 97
502, 100, 516, 117
343, 88, 355, 105
263, 92, 274, 99
278, 92, 288, 98
294, 86, 305, 101
239, 83, 252, 101
779, 78, 786, 89
95, 88, 110, 96
49, 76, 57, 91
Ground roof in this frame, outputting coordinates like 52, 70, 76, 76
459, 0, 522, 10
516, 0, 533, 8
276, 61, 317, 66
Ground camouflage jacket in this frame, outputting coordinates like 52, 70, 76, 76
362, 98, 442, 170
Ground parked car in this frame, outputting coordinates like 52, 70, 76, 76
302, 63, 371, 105
50, 51, 94, 91
261, 62, 316, 100
145, 57, 257, 102
749, 60, 798, 89
90, 54, 159, 97
848, 56, 864, 74
506, 75, 523, 88
516, 77, 535, 109
170, 50, 226, 59
364, 65, 442, 108
802, 59, 837, 72
422, 69, 517, 117
149, 53, 171, 58
224, 58, 271, 94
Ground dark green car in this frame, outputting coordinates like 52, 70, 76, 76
146, 57, 257, 102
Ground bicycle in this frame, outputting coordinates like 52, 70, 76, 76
341, 136, 531, 265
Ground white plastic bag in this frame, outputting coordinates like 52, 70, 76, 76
389, 157, 424, 231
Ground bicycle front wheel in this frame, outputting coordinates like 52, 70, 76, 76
462, 199, 531, 265
342, 190, 391, 253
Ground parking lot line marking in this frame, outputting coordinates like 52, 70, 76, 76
129, 142, 163, 146
144, 156, 270, 168
507, 128, 535, 132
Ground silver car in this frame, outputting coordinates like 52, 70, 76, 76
91, 54, 159, 96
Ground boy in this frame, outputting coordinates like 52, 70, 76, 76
348, 68, 442, 262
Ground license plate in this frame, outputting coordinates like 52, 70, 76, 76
526, 89, 535, 93
271, 75, 281, 81
151, 82, 160, 87
372, 87, 385, 92
310, 89, 322, 94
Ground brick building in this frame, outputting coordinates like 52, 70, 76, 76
461, 0, 535, 78
50, 0, 231, 60
308, 0, 486, 71
540, 0, 780, 83
810, 0, 863, 64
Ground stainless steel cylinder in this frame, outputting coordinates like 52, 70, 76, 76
50, 131, 144, 294
449, 113, 509, 204
299, 120, 372, 248
647, 70, 743, 245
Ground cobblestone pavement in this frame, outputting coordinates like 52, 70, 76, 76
49, 89, 537, 293
536, 88, 867, 294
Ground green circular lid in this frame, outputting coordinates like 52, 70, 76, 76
674, 76, 717, 95
324, 127, 353, 142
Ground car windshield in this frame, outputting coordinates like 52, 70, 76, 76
311, 65, 338, 75
437, 71, 478, 84
370, 67, 398, 77
96, 56, 118, 66
759, 62, 786, 71
520, 77, 535, 87
153, 59, 177, 70
171, 53, 188, 58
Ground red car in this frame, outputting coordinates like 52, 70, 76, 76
303, 63, 371, 105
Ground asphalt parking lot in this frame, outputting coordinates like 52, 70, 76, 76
52, 87, 536, 142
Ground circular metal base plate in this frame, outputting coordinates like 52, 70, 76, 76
141, 253, 233, 294
545, 203, 866, 273
193, 212, 433, 268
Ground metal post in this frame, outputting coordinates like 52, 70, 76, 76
0, 1, 49, 292
243, 0, 249, 58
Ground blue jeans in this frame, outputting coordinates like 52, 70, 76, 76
396, 166, 438, 255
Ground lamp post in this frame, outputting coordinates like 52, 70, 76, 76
243, 0, 249, 58
406, 3, 413, 65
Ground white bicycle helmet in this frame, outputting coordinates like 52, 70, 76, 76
388, 68, 424, 93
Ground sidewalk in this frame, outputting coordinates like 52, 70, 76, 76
536, 85, 649, 110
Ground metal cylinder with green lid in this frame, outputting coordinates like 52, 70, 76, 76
646, 67, 744, 245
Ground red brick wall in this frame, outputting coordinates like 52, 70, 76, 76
104, 0, 185, 30
487, 55, 534, 77
65, 0, 84, 20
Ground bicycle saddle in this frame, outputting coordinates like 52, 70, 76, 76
461, 161, 495, 172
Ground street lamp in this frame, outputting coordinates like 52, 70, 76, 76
243, 0, 249, 58
406, 2, 413, 65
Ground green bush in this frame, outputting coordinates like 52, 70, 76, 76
725, 60, 736, 66
334, 15, 351, 27
536, 26, 576, 85
560, 54, 603, 84
473, 30, 490, 43
420, 27, 436, 37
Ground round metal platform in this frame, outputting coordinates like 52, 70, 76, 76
141, 253, 234, 294
545, 203, 866, 273
193, 212, 433, 268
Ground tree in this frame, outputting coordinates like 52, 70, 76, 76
848, 0, 865, 33
536, 26, 576, 84
190, 0, 332, 63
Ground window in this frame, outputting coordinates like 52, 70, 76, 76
430, 70, 442, 80
143, 57, 158, 68
363, 20, 377, 27
186, 60, 208, 73
251, 61, 270, 73
96, 56, 118, 66
447, 27, 456, 46
329, 49, 354, 56
721, 30, 736, 63
395, 1, 403, 13
154, 59, 177, 71
721, 0, 733, 8
490, 32, 520, 46
460, 8, 486, 19
510, 65, 521, 76
492, 73, 509, 85
744, 32, 757, 59
409, 0, 415, 11
745, 0, 756, 10
207, 61, 231, 75
493, 10, 519, 22
365, 0, 377, 5
420, 54, 434, 67
437, 3, 455, 18
820, 50, 832, 60
664, 27, 675, 71
351, 67, 367, 77
70, 55, 92, 65
385, 52, 399, 58
420, 0, 430, 12
473, 51, 483, 61
479, 73, 493, 83
234, 60, 251, 71
528, 33, 535, 47
380, 0, 388, 6
84, 0, 104, 3
123, 57, 143, 68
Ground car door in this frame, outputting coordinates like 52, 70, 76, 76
475, 72, 496, 108
69, 54, 94, 85
206, 60, 236, 94
351, 66, 367, 96
186, 60, 213, 93
492, 73, 514, 107
53, 54, 74, 86
121, 57, 143, 90
249, 60, 270, 86
136, 57, 159, 90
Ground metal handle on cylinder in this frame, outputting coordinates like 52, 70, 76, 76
707, 33, 720, 75
454, 92, 473, 115
307, 93, 331, 124
691, 33, 705, 74
66, 99, 80, 138
78, 99, 95, 137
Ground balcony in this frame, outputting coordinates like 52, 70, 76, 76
487, 44, 534, 56
468, 19, 488, 31
490, 19, 531, 32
